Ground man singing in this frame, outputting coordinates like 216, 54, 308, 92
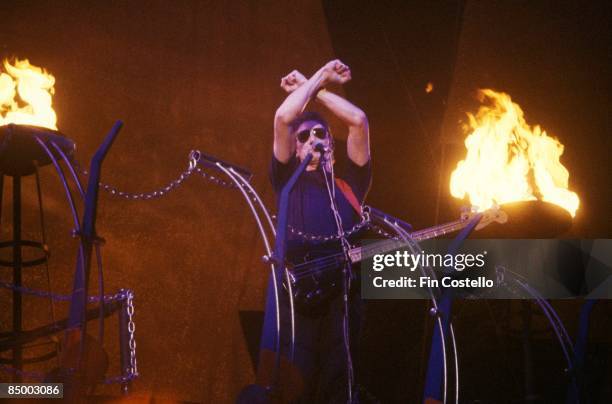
255, 59, 372, 403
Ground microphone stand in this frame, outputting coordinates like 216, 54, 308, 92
320, 150, 356, 403
269, 152, 313, 396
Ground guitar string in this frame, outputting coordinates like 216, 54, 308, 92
290, 239, 455, 281
290, 221, 468, 280
289, 238, 403, 276
290, 254, 344, 277
291, 240, 429, 280
292, 261, 348, 281
289, 221, 465, 278
290, 239, 402, 277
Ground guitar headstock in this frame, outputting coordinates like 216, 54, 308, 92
460, 205, 508, 231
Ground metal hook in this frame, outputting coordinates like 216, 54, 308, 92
188, 150, 201, 171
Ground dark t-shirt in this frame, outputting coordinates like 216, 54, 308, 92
269, 155, 372, 244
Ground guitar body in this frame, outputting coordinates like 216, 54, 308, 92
284, 239, 362, 314
283, 237, 366, 314
281, 207, 507, 313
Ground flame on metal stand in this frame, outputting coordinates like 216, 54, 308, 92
0, 58, 57, 130
450, 89, 579, 217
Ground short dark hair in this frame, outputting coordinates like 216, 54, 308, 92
291, 111, 329, 132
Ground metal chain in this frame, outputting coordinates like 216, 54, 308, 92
126, 289, 138, 378
0, 363, 138, 385
70, 151, 238, 201
193, 166, 237, 190
72, 153, 400, 242
0, 289, 137, 385
277, 216, 401, 242
98, 167, 195, 200
193, 166, 265, 205
283, 218, 370, 242
0, 281, 127, 303
103, 373, 138, 384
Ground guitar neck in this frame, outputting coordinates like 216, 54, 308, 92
348, 218, 468, 264
409, 219, 468, 241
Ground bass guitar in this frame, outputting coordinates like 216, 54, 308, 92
283, 208, 507, 312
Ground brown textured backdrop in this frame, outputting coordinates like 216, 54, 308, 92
1, 1, 611, 402
0, 1, 340, 401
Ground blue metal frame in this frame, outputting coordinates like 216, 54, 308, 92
268, 154, 313, 388
423, 213, 482, 403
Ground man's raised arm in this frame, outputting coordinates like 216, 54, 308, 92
316, 88, 370, 167
274, 60, 350, 163
279, 61, 370, 166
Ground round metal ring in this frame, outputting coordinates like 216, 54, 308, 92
0, 240, 50, 267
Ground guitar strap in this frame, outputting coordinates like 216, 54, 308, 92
334, 177, 363, 216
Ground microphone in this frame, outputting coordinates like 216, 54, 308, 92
312, 143, 333, 170
314, 143, 330, 154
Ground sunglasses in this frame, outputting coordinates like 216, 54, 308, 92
296, 127, 328, 143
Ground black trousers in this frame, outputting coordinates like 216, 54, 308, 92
259, 274, 362, 403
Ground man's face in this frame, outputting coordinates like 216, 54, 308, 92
295, 120, 332, 168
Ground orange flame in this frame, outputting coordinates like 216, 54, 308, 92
450, 89, 579, 217
0, 58, 57, 130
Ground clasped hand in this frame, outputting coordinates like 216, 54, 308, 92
280, 59, 351, 93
